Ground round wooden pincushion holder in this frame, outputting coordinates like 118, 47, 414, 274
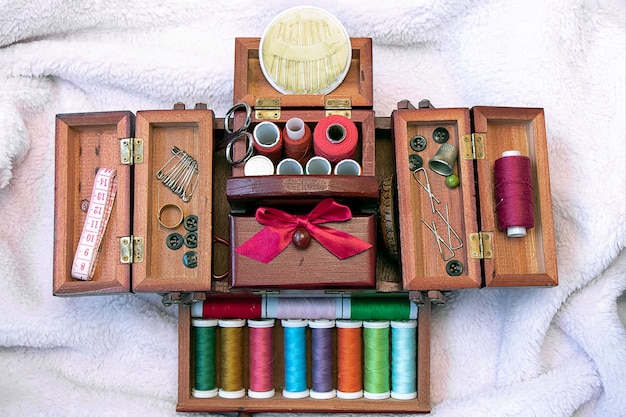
379, 175, 399, 261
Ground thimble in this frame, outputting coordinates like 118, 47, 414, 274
428, 143, 458, 176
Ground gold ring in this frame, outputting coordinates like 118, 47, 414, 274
157, 203, 184, 229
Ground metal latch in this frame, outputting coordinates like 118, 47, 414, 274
469, 232, 493, 259
325, 97, 352, 118
120, 138, 144, 165
461, 134, 485, 160
120, 236, 145, 264
255, 97, 281, 120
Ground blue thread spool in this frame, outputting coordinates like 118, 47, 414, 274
391, 320, 418, 400
282, 319, 309, 399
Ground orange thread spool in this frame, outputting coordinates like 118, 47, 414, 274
336, 320, 363, 399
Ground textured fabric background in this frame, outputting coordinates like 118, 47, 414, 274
0, 1, 624, 416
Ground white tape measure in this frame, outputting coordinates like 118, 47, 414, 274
71, 168, 118, 280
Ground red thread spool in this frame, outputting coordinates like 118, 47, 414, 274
313, 115, 359, 163
191, 294, 263, 319
493, 150, 535, 237
248, 319, 276, 399
283, 118, 314, 165
253, 121, 283, 163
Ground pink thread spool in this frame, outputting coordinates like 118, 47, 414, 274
493, 150, 535, 237
248, 318, 276, 399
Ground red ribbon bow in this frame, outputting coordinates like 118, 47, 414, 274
234, 198, 372, 264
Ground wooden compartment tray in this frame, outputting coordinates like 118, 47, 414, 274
392, 106, 558, 290
176, 293, 430, 414
53, 108, 215, 295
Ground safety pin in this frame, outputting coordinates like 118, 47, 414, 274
435, 204, 464, 251
155, 146, 184, 180
413, 167, 441, 213
422, 220, 455, 261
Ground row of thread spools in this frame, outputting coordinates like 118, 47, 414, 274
191, 318, 418, 401
244, 114, 363, 176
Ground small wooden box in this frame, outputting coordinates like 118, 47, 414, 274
53, 108, 215, 295
225, 37, 378, 210
392, 106, 558, 290
229, 213, 377, 289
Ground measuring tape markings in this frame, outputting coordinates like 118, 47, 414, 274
71, 167, 118, 280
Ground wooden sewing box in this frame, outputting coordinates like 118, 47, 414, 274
53, 35, 558, 415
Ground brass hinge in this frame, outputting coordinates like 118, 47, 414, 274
469, 232, 493, 259
461, 133, 485, 160
120, 137, 144, 165
325, 97, 352, 118
255, 97, 281, 120
120, 236, 145, 264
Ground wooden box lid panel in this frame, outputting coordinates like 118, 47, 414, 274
233, 37, 373, 109
176, 298, 430, 413
229, 214, 377, 289
53, 112, 133, 295
226, 109, 378, 211
471, 106, 558, 287
393, 108, 482, 291
131, 110, 214, 292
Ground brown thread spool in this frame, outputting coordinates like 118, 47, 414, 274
218, 319, 246, 399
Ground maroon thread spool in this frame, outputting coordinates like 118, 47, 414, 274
493, 150, 535, 237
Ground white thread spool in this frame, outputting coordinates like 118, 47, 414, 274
244, 155, 274, 176
276, 158, 303, 175
305, 156, 332, 175
334, 159, 362, 176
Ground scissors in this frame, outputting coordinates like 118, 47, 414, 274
217, 102, 254, 165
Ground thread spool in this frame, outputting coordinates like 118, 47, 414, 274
248, 319, 276, 399
305, 156, 332, 175
191, 318, 218, 398
244, 155, 274, 176
336, 320, 363, 399
428, 143, 458, 176
363, 320, 391, 400
309, 320, 336, 399
494, 150, 535, 237
253, 121, 283, 162
282, 319, 309, 399
313, 115, 359, 163
191, 294, 263, 319
276, 158, 303, 175
351, 295, 418, 321
334, 159, 362, 176
390, 320, 418, 400
218, 319, 246, 399
283, 118, 314, 164
265, 295, 342, 320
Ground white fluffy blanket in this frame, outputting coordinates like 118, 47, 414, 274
1, 1, 624, 416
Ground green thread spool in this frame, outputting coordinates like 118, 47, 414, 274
192, 318, 218, 398
363, 320, 391, 399
350, 295, 416, 321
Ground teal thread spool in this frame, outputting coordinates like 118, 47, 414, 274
191, 318, 218, 398
363, 320, 390, 399
282, 319, 309, 399
391, 320, 418, 400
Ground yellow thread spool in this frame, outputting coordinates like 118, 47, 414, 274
218, 319, 246, 399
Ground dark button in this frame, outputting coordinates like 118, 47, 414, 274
433, 127, 450, 143
409, 135, 427, 152
292, 228, 311, 249
408, 154, 423, 171
184, 231, 198, 248
166, 233, 183, 250
182, 251, 198, 268
184, 215, 198, 231
446, 259, 463, 276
